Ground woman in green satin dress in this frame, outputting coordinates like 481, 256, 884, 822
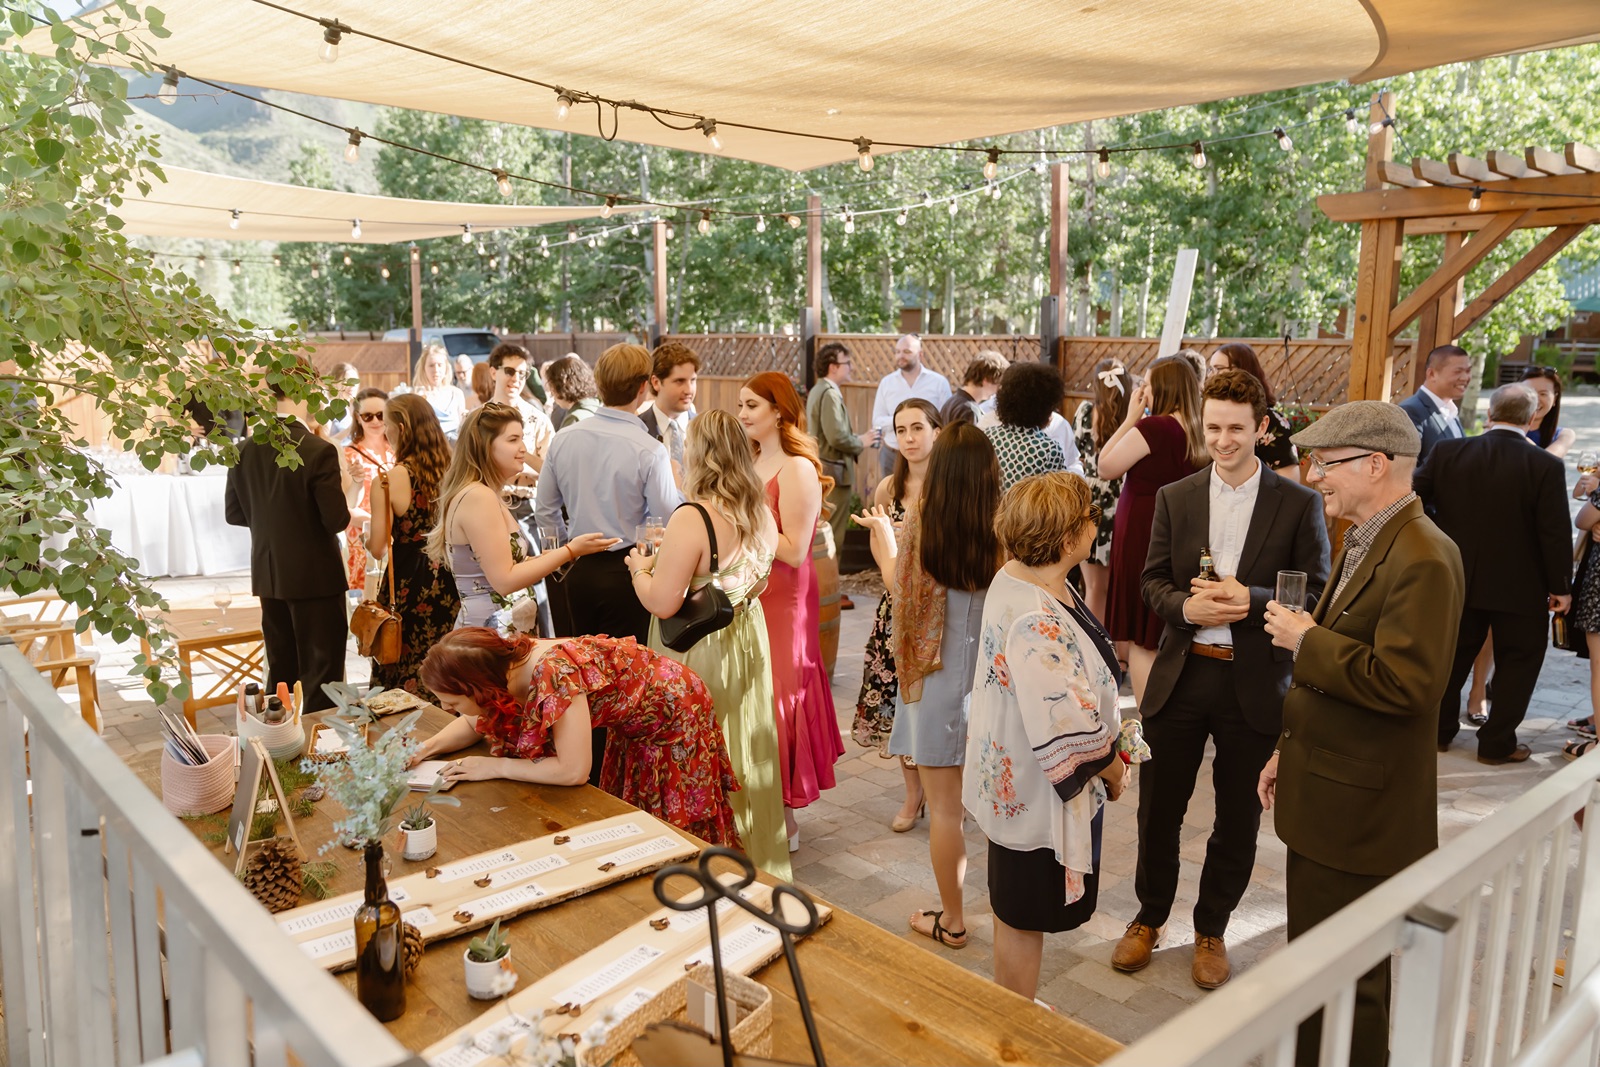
628, 410, 791, 879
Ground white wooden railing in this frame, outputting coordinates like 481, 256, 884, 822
1111, 752, 1600, 1067
0, 641, 419, 1067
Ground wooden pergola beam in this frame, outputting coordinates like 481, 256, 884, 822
1403, 204, 1600, 235
1412, 158, 1471, 186
1566, 143, 1600, 173
1526, 146, 1582, 176
1453, 224, 1586, 337
1349, 90, 1400, 401
1415, 232, 1466, 376
1487, 150, 1530, 179
1379, 161, 1425, 187
1448, 154, 1500, 183
1319, 170, 1600, 222
1388, 210, 1530, 335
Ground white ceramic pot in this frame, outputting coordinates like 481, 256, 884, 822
400, 818, 437, 861
463, 949, 516, 1000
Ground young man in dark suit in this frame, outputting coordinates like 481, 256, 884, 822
1113, 370, 1329, 989
1415, 382, 1572, 764
1262, 401, 1464, 1067
224, 369, 351, 712
1396, 344, 1470, 465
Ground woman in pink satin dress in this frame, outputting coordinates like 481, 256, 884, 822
739, 372, 844, 852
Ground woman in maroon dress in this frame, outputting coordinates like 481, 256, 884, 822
1097, 357, 1206, 703
415, 627, 740, 846
739, 371, 845, 853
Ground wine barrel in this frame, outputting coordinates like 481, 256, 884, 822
813, 523, 841, 680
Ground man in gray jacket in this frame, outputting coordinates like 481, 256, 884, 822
806, 342, 879, 562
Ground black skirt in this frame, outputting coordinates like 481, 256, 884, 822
987, 808, 1103, 934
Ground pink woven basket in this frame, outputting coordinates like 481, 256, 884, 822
160, 734, 236, 817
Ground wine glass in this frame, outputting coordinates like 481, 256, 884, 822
212, 584, 235, 633
645, 514, 666, 551
540, 533, 571, 581
1579, 450, 1600, 477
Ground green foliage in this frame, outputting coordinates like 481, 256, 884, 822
1533, 342, 1575, 386
302, 708, 422, 851
1, 2, 350, 701
467, 918, 511, 963
400, 779, 459, 830
301, 860, 338, 900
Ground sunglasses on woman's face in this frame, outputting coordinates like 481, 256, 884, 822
358, 411, 385, 423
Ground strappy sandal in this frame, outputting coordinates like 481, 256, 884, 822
1564, 739, 1596, 761
1567, 716, 1594, 734
909, 908, 967, 949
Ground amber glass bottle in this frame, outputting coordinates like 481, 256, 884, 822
1197, 547, 1221, 582
354, 842, 406, 1020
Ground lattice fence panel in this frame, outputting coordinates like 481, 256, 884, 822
817, 334, 1042, 383
662, 334, 804, 380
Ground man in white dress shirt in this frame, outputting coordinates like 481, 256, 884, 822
638, 340, 698, 470
870, 334, 952, 479
1111, 369, 1329, 989
1397, 344, 1470, 466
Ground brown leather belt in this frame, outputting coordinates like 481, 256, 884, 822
1190, 642, 1234, 661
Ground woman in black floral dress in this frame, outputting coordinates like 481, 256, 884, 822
852, 398, 942, 832
1206, 343, 1300, 476
368, 393, 461, 700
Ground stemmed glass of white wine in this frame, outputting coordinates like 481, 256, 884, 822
1578, 450, 1600, 478
213, 584, 235, 633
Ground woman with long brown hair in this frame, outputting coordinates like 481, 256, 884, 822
853, 397, 942, 832
1098, 356, 1206, 701
738, 371, 844, 851
343, 386, 393, 592
855, 422, 1003, 950
367, 393, 460, 697
630, 410, 788, 878
1071, 359, 1131, 628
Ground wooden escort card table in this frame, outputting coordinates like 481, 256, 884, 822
126, 705, 1119, 1066
138, 605, 265, 726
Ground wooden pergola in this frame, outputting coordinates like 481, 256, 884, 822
1319, 92, 1600, 401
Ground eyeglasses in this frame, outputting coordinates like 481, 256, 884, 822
1308, 451, 1390, 477
500, 365, 528, 376
358, 412, 385, 423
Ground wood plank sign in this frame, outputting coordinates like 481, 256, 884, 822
274, 812, 698, 971
421, 877, 832, 1067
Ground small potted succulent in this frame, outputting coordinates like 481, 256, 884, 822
464, 918, 518, 1000
398, 782, 458, 862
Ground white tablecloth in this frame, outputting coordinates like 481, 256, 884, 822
86, 471, 253, 577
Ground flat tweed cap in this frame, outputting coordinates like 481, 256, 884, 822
1290, 400, 1421, 457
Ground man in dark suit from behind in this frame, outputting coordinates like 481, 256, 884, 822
225, 361, 351, 712
1415, 382, 1572, 764
1396, 344, 1471, 465
1113, 370, 1329, 989
1261, 401, 1464, 1067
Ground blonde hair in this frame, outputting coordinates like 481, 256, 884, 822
425, 402, 521, 564
413, 342, 451, 389
995, 472, 1097, 567
594, 343, 652, 407
684, 410, 773, 551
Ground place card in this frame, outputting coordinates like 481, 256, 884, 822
431, 1043, 490, 1067
485, 854, 568, 888
561, 822, 643, 850
553, 944, 663, 1007
684, 923, 777, 970
403, 906, 438, 928
594, 836, 680, 869
459, 883, 548, 915
278, 885, 413, 935
299, 929, 355, 960
609, 986, 655, 1022
312, 727, 346, 756
435, 850, 521, 883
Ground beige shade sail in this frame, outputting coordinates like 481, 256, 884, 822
113, 165, 650, 243
48, 0, 1600, 172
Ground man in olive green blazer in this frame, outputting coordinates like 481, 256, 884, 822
806, 341, 879, 553
1259, 401, 1464, 1067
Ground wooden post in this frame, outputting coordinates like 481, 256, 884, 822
1413, 231, 1465, 391
1049, 163, 1069, 340
407, 243, 423, 369
650, 219, 668, 346
1349, 91, 1402, 401
804, 193, 823, 387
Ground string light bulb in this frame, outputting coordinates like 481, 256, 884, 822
318, 18, 347, 63
1096, 147, 1111, 179
1345, 109, 1360, 136
311, 264, 320, 279
755, 216, 767, 233
989, 181, 1002, 199
666, 222, 676, 240
786, 213, 803, 229
854, 137, 874, 172
630, 222, 639, 236
697, 210, 712, 235
1468, 186, 1484, 212
429, 262, 439, 275
272, 254, 281, 268
493, 169, 512, 197
843, 211, 855, 234
158, 66, 179, 105
197, 254, 207, 269
1369, 116, 1393, 136
895, 209, 908, 226
555, 90, 575, 121
229, 208, 241, 230
461, 224, 473, 244
231, 259, 241, 276
380, 264, 390, 279
699, 119, 723, 153
602, 196, 616, 218
342, 252, 352, 266
922, 192, 934, 210
586, 235, 596, 248
983, 147, 1000, 181
350, 218, 361, 239
948, 198, 959, 216
344, 129, 363, 163
539, 234, 548, 251
1273, 126, 1293, 152
1191, 142, 1207, 169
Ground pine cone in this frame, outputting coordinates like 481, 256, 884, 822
243, 838, 304, 913
402, 921, 425, 979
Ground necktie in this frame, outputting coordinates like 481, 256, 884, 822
668, 418, 685, 465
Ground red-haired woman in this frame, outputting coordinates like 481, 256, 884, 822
415, 628, 740, 845
739, 371, 845, 851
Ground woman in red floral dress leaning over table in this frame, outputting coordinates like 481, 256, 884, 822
415, 627, 741, 847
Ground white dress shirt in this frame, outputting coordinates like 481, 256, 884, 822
648, 404, 692, 464
1418, 384, 1460, 424
871, 366, 953, 450
1192, 459, 1262, 646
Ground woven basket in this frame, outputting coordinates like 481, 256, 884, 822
583, 965, 772, 1067
238, 695, 305, 762
160, 733, 236, 817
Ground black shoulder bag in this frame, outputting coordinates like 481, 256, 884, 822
658, 502, 737, 653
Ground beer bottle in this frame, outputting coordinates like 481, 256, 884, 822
1197, 547, 1221, 582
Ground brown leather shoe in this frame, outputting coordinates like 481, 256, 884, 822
1192, 934, 1231, 989
1478, 744, 1532, 766
1110, 921, 1162, 973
